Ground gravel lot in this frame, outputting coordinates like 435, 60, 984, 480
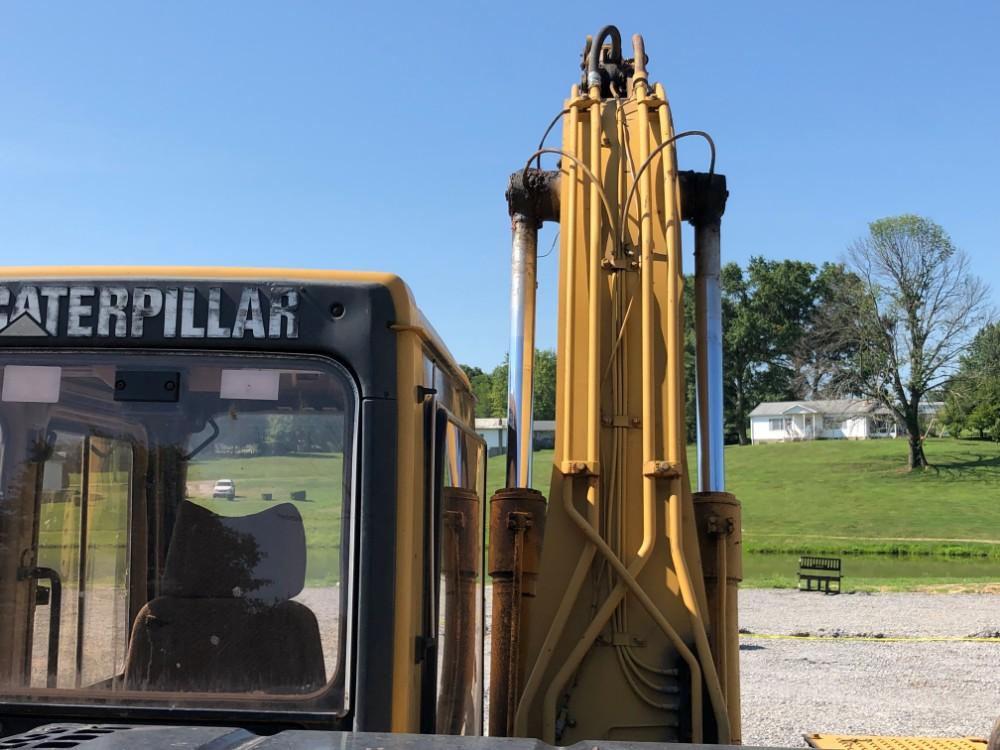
64, 584, 991, 746
304, 585, 999, 747
739, 589, 1000, 747
484, 588, 999, 747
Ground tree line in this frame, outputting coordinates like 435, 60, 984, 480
462, 350, 558, 421
463, 215, 992, 471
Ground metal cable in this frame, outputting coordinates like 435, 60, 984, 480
615, 647, 680, 711
535, 109, 571, 169
626, 647, 681, 676
622, 647, 680, 692
618, 130, 716, 249
538, 231, 559, 259
521, 148, 620, 254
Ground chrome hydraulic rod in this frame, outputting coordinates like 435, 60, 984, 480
506, 213, 539, 489
695, 219, 725, 492
687, 171, 729, 493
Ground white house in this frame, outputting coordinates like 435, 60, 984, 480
475, 418, 556, 457
748, 399, 944, 444
748, 399, 896, 444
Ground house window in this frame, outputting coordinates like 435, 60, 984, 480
768, 417, 793, 431
824, 416, 846, 430
871, 415, 892, 433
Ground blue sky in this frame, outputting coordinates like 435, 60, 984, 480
1, 2, 998, 368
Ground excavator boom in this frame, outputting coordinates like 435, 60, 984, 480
488, 26, 739, 746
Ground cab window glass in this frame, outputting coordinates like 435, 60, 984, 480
30, 433, 133, 689
0, 354, 354, 714
435, 418, 485, 735
184, 409, 347, 675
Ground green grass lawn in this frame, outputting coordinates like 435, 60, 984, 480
491, 439, 1000, 549
726, 438, 1000, 553
487, 439, 1000, 591
37, 433, 1000, 594
61, 438, 995, 591
486, 450, 556, 498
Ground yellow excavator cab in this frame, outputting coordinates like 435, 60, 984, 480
0, 269, 486, 738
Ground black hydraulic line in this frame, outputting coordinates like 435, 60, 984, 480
535, 109, 570, 169
586, 25, 622, 88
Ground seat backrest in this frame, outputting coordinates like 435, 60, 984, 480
123, 501, 326, 694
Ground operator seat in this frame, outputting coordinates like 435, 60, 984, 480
123, 501, 326, 694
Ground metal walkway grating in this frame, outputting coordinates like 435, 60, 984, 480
805, 734, 988, 750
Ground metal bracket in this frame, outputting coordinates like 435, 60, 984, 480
706, 514, 736, 536
679, 170, 729, 226
643, 461, 681, 479
559, 460, 600, 477
507, 511, 534, 532
443, 509, 465, 531
416, 385, 437, 402
607, 632, 642, 647
414, 635, 436, 664
601, 254, 637, 272
506, 169, 561, 226
602, 414, 640, 428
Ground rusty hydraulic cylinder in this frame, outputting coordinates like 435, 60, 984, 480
504, 169, 559, 489
437, 487, 482, 735
693, 491, 742, 743
488, 487, 546, 737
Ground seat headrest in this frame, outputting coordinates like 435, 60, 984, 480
163, 501, 307, 605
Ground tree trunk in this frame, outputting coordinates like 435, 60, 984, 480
905, 410, 927, 470
736, 392, 749, 446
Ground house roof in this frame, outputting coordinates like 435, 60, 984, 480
475, 418, 556, 431
748, 399, 880, 417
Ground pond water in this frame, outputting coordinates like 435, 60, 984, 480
743, 552, 1000, 582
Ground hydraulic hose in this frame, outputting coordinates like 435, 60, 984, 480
587, 25, 622, 89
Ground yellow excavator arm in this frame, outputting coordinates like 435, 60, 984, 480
488, 25, 740, 746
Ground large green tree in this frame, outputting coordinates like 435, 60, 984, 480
683, 276, 698, 443
789, 263, 865, 400
460, 365, 493, 418
836, 215, 989, 469
721, 257, 824, 444
461, 350, 558, 420
264, 413, 344, 454
684, 258, 842, 444
942, 322, 1000, 439
531, 350, 557, 420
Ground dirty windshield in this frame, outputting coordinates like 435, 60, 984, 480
0, 353, 353, 712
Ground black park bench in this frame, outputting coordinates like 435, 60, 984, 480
797, 556, 841, 594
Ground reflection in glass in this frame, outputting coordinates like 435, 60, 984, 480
436, 420, 485, 735
0, 354, 353, 714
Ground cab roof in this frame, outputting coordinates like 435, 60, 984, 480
0, 266, 470, 391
